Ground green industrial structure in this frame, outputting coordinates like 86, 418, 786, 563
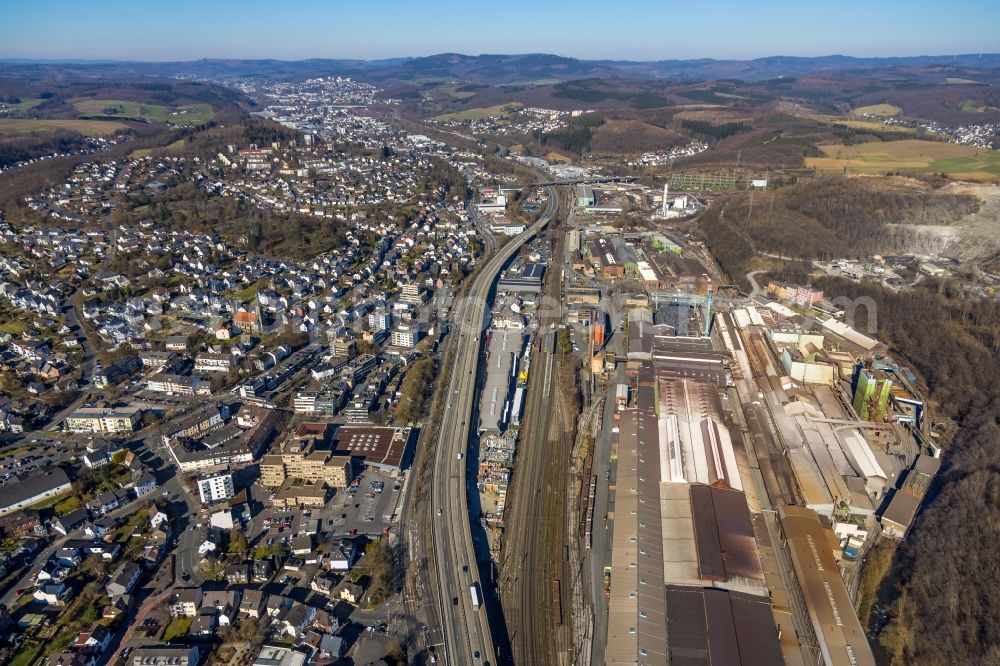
853, 369, 892, 421
575, 184, 596, 207
651, 234, 682, 254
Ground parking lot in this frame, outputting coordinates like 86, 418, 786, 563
246, 467, 407, 550
0, 437, 89, 484
328, 468, 405, 538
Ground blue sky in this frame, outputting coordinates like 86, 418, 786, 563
4, 0, 998, 61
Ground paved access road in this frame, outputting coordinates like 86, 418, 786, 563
429, 185, 558, 666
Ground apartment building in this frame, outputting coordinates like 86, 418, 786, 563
65, 407, 142, 434
194, 352, 233, 373
197, 472, 235, 504
146, 373, 210, 396
390, 324, 418, 348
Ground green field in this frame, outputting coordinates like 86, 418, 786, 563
851, 103, 902, 117
130, 138, 188, 158
0, 118, 131, 135
960, 99, 988, 113
72, 98, 214, 124
806, 139, 1000, 179
28, 488, 74, 511
0, 98, 44, 113
424, 85, 477, 100
502, 78, 563, 87
432, 103, 521, 122
228, 278, 269, 301
804, 113, 915, 134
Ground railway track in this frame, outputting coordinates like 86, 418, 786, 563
501, 208, 574, 665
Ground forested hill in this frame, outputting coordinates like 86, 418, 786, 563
699, 176, 980, 275
3, 52, 1000, 83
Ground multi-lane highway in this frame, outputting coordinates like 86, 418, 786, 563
428, 185, 559, 666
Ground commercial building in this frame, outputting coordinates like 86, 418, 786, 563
292, 389, 346, 416
489, 217, 526, 236
0, 467, 72, 516
565, 287, 601, 305
166, 405, 280, 472
260, 423, 352, 489
272, 479, 328, 509
497, 262, 545, 293
161, 404, 229, 446
197, 472, 235, 504
332, 425, 414, 475
65, 406, 142, 434
476, 189, 507, 215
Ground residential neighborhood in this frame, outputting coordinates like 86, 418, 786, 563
0, 73, 514, 666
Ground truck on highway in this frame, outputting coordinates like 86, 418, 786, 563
470, 583, 481, 609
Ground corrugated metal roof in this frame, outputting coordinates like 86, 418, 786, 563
691, 485, 726, 582
779, 506, 876, 666
665, 585, 783, 665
